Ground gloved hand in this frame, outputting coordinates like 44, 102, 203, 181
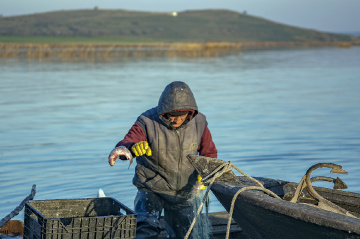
131, 141, 152, 157
197, 174, 207, 191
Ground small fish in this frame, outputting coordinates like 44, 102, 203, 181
108, 146, 134, 169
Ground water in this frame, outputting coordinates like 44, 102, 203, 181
1, 46, 360, 222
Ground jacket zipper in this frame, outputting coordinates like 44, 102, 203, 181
175, 129, 182, 191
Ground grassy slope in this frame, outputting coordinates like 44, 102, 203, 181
0, 9, 358, 43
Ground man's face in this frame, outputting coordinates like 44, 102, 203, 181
168, 113, 188, 128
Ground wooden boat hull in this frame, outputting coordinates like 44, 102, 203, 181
212, 178, 360, 239
187, 155, 360, 239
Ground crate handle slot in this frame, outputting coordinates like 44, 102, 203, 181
58, 221, 70, 233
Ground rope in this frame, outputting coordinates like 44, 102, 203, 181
184, 162, 281, 239
184, 163, 231, 239
0, 184, 36, 228
225, 186, 280, 239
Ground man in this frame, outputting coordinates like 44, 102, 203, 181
109, 81, 217, 238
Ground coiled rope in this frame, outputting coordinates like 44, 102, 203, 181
184, 162, 280, 239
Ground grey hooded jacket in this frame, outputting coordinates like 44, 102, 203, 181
132, 82, 207, 197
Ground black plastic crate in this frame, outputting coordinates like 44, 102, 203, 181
24, 197, 136, 239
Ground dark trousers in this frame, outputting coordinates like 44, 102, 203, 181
134, 188, 194, 239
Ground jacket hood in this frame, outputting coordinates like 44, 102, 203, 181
157, 81, 198, 115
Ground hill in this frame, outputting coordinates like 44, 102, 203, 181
0, 9, 358, 43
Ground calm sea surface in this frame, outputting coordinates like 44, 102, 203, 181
1, 46, 360, 221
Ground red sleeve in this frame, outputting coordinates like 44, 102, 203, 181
115, 122, 147, 150
198, 126, 217, 158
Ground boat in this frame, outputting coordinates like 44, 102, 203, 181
187, 155, 360, 239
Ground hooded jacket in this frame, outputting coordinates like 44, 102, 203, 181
117, 82, 217, 197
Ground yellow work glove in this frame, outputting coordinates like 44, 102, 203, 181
131, 141, 152, 157
197, 174, 207, 191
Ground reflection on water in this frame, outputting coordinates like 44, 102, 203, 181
1, 47, 360, 221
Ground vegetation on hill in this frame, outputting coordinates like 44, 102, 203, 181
0, 9, 358, 43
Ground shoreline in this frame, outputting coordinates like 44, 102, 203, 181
1, 41, 359, 59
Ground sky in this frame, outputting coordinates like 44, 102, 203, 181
1, 0, 360, 33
